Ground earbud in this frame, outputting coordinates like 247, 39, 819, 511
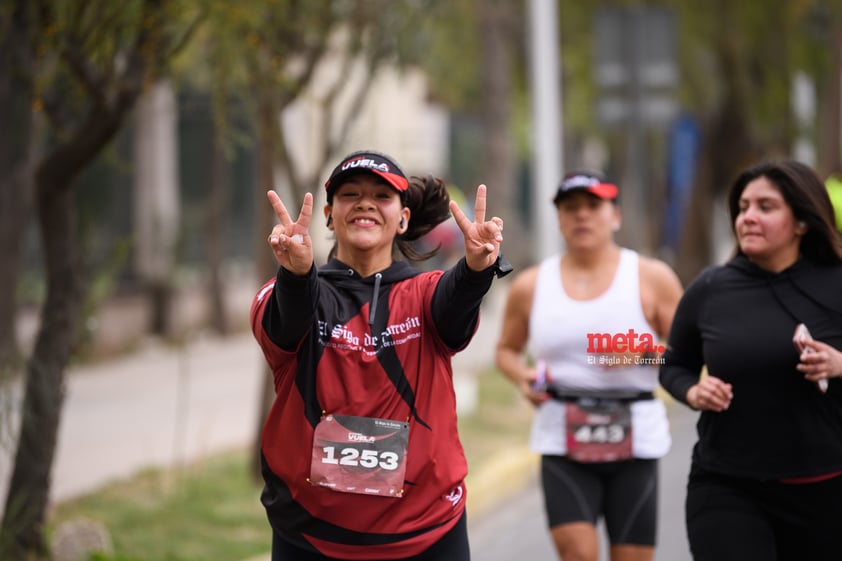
326, 214, 333, 227
798, 221, 806, 229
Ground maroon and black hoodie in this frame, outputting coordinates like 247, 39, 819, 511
251, 256, 504, 559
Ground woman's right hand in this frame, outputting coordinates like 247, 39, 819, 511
686, 375, 733, 412
450, 184, 504, 272
521, 365, 550, 407
267, 191, 313, 275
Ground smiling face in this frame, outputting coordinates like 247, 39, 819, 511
324, 173, 410, 271
555, 191, 620, 252
735, 176, 803, 272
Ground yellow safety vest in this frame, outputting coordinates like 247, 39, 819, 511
826, 174, 842, 233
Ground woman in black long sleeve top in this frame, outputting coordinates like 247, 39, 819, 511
659, 160, 842, 561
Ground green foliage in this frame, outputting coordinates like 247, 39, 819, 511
172, 0, 439, 162
558, 0, 602, 135
29, 0, 201, 133
49, 452, 269, 561
415, 0, 484, 110
419, 0, 839, 159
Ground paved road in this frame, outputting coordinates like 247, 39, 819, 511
469, 403, 698, 561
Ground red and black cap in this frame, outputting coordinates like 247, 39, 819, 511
552, 172, 618, 205
324, 150, 409, 202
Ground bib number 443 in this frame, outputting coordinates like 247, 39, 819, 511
566, 401, 633, 463
573, 423, 625, 445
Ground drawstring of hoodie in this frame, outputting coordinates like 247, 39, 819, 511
318, 263, 396, 338
319, 266, 384, 330
369, 273, 382, 330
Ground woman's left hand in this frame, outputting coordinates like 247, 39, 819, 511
797, 339, 842, 385
450, 184, 504, 272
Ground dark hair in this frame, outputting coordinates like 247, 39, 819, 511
327, 174, 452, 262
727, 160, 842, 264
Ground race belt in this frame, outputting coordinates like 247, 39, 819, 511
550, 388, 653, 463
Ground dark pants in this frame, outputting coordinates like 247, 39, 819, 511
686, 465, 842, 561
271, 511, 470, 561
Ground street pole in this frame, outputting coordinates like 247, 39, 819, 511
528, 0, 563, 261
622, 9, 648, 253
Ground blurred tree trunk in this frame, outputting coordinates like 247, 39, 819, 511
251, 93, 280, 481
133, 82, 180, 337
2, 166, 85, 560
479, 0, 529, 268
675, 1, 759, 284
0, 1, 34, 371
675, 171, 713, 284
206, 116, 230, 335
818, 18, 842, 176
2, 91, 145, 554
0, 2, 195, 557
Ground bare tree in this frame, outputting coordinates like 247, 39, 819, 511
672, 0, 804, 282
817, 10, 842, 176
0, 1, 35, 372
0, 2, 199, 558
676, 11, 759, 283
205, 114, 231, 335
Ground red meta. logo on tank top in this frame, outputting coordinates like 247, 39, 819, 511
585, 329, 664, 366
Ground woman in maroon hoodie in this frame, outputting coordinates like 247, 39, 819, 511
251, 150, 511, 561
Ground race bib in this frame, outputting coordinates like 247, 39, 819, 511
310, 414, 409, 497
565, 399, 632, 463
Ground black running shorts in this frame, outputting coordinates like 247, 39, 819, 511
540, 455, 658, 546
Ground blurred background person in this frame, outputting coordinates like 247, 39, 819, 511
495, 171, 683, 561
659, 159, 842, 561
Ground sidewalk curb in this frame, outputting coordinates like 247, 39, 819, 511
466, 445, 539, 517
236, 447, 540, 561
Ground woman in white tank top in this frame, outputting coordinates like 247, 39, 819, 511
495, 171, 684, 561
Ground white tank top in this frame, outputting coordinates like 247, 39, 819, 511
527, 249, 671, 458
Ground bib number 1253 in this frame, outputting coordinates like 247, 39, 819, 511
310, 414, 409, 497
320, 446, 400, 471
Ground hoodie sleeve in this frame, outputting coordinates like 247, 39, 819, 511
659, 268, 713, 405
431, 257, 497, 351
262, 264, 318, 351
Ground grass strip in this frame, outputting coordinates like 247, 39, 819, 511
48, 367, 532, 561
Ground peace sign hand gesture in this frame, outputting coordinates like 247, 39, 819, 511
450, 184, 504, 272
266, 190, 313, 275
